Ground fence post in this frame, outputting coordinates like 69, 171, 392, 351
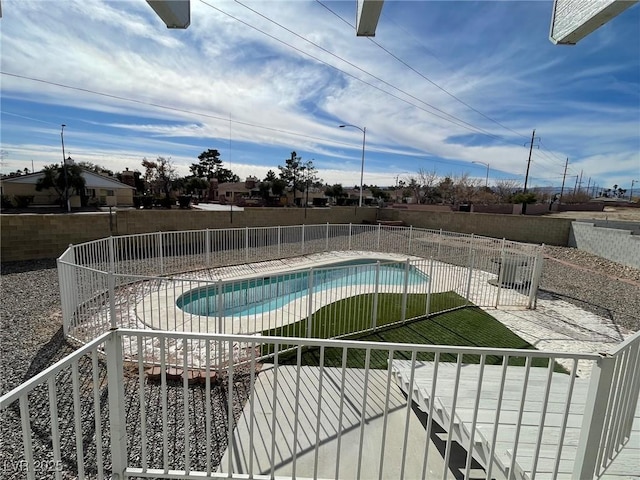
106, 331, 127, 479
108, 237, 117, 330
527, 245, 545, 310
108, 270, 117, 329
377, 223, 381, 250
408, 226, 413, 255
278, 225, 281, 256
302, 224, 305, 255
58, 245, 76, 337
495, 238, 506, 307
573, 355, 616, 479
465, 236, 475, 305
157, 231, 164, 275
217, 279, 224, 368
325, 222, 329, 251
348, 223, 352, 251
426, 257, 434, 316
109, 236, 116, 274
206, 229, 211, 267
372, 261, 380, 329
401, 259, 410, 322
437, 228, 443, 258
307, 268, 314, 338
245, 227, 249, 262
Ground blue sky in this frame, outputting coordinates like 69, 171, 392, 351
1, 0, 639, 192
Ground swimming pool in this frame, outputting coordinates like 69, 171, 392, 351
177, 259, 429, 317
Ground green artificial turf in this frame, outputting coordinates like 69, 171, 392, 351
261, 291, 467, 340
260, 292, 566, 373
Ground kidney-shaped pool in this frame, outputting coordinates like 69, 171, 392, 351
176, 258, 429, 317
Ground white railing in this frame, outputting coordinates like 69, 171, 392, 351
4, 224, 634, 479
574, 330, 640, 479
0, 332, 113, 480
57, 224, 544, 345
3, 329, 639, 480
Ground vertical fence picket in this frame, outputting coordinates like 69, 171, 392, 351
307, 268, 314, 338
465, 250, 475, 305
372, 261, 380, 329
401, 259, 409, 322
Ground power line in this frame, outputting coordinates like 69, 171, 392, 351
1, 110, 60, 125
201, 0, 522, 144
0, 72, 358, 150
316, 0, 530, 141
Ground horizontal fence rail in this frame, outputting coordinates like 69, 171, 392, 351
0, 332, 113, 480
575, 331, 640, 479
57, 224, 544, 348
3, 224, 637, 480
7, 329, 632, 480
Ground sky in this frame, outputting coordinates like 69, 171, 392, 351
1, 0, 639, 193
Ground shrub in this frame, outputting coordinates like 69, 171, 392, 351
178, 195, 192, 209
14, 195, 34, 208
1, 194, 13, 209
141, 196, 153, 209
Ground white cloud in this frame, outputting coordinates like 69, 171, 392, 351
1, 0, 638, 190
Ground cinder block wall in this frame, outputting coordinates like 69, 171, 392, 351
569, 221, 640, 269
1, 213, 112, 261
114, 207, 376, 234
2, 207, 576, 262
379, 209, 572, 246
1, 207, 377, 261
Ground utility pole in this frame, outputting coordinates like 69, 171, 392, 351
586, 177, 591, 198
573, 175, 579, 195
559, 157, 568, 206
61, 124, 70, 213
577, 170, 583, 194
522, 129, 536, 215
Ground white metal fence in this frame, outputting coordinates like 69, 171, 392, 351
57, 224, 544, 350
2, 329, 638, 480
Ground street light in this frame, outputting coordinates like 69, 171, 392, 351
472, 161, 490, 188
61, 124, 70, 213
339, 124, 366, 207
395, 172, 409, 203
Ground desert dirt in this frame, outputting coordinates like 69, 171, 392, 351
545, 206, 640, 222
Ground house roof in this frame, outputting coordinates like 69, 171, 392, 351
1, 168, 136, 190
217, 182, 256, 194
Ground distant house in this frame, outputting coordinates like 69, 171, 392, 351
1, 168, 136, 207
212, 177, 261, 204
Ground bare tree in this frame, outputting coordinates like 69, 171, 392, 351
494, 179, 521, 203
453, 173, 481, 204
404, 168, 439, 203
142, 156, 177, 205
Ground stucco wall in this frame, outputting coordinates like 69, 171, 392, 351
569, 221, 640, 269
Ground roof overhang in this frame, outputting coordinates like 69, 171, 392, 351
549, 0, 639, 45
146, 0, 190, 29
356, 0, 384, 37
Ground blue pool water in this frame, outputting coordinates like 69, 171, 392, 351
177, 259, 429, 317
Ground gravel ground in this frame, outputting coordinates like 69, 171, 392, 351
541, 245, 640, 331
1, 245, 638, 478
